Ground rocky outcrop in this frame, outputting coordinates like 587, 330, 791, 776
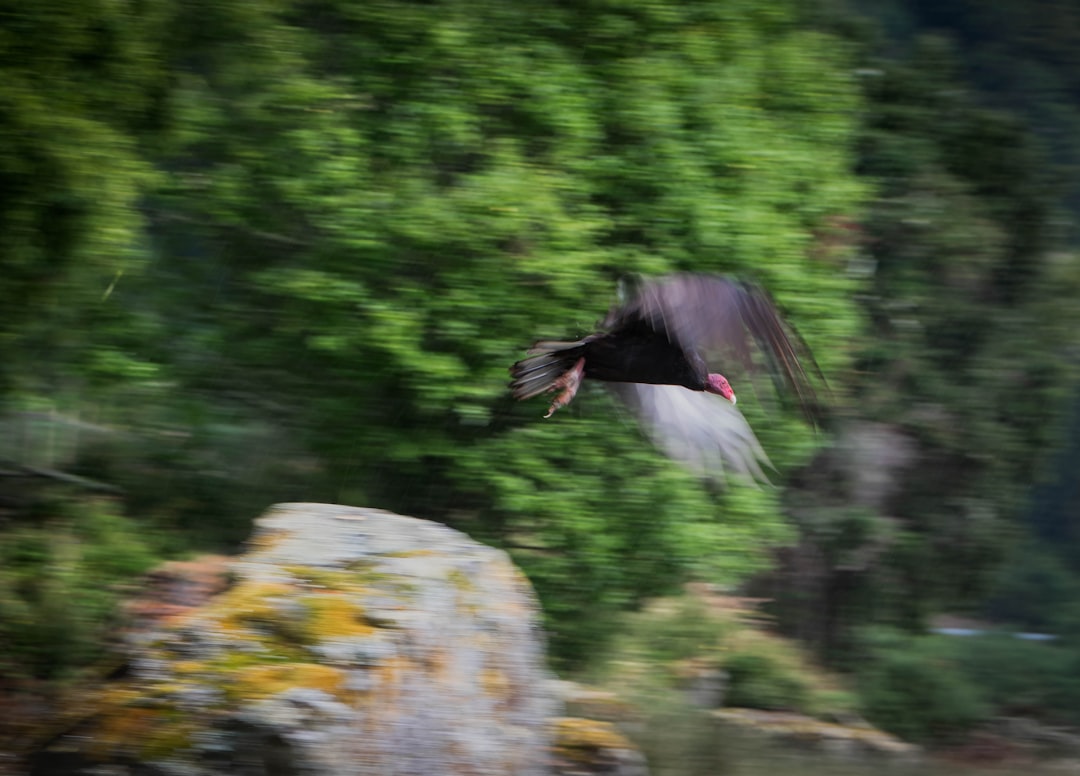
987, 717, 1080, 759
549, 718, 647, 776
711, 708, 920, 761
32, 504, 562, 776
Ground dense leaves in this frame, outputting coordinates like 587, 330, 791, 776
1, 0, 865, 670
768, 34, 1080, 661
0, 498, 154, 679
142, 0, 866, 666
1, 0, 1079, 692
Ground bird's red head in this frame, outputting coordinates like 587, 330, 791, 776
705, 373, 736, 404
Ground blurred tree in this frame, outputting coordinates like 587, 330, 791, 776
768, 35, 1080, 662
0, 0, 168, 396
11, 0, 1078, 682
845, 0, 1080, 217
132, 0, 864, 664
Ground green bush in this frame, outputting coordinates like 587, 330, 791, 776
723, 651, 810, 711
855, 627, 1080, 739
945, 634, 1080, 724
857, 632, 989, 742
591, 593, 857, 721
984, 542, 1080, 633
0, 497, 157, 680
624, 596, 733, 666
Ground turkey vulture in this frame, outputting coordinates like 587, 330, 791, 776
509, 274, 823, 480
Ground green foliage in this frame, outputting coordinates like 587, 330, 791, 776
856, 40, 1078, 514
849, 0, 1080, 213
592, 593, 856, 721
984, 540, 1080, 633
4, 0, 1080, 721
0, 0, 867, 675
723, 651, 810, 711
586, 593, 860, 774
0, 497, 155, 680
858, 627, 1080, 738
603, 595, 734, 668
772, 28, 1080, 665
121, 0, 862, 665
947, 635, 1080, 722
456, 412, 794, 664
0, 2, 166, 395
856, 629, 989, 743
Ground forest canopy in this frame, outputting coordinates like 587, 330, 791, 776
1, 0, 1079, 683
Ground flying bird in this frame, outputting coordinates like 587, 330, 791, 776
509, 274, 823, 481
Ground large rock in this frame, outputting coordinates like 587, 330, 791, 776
36, 504, 559, 776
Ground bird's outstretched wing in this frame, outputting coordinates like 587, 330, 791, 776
603, 274, 823, 423
608, 383, 771, 483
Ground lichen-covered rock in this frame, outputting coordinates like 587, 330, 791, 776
549, 681, 642, 729
36, 504, 559, 776
549, 718, 648, 776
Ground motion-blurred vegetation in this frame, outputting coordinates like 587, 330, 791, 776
0, 496, 154, 680
589, 593, 856, 720
3, 0, 1080, 746
857, 626, 1080, 743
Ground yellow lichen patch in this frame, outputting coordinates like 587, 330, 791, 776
206, 650, 276, 675
208, 580, 294, 632
229, 663, 347, 703
172, 660, 204, 676
248, 528, 288, 552
285, 565, 359, 591
99, 684, 146, 708
358, 654, 414, 709
563, 687, 640, 724
88, 683, 206, 761
301, 593, 376, 641
446, 568, 475, 593
480, 667, 510, 700
137, 718, 198, 760
550, 717, 633, 763
91, 704, 163, 758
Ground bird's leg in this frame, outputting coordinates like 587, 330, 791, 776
544, 358, 586, 418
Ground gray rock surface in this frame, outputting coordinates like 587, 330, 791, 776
42, 503, 560, 776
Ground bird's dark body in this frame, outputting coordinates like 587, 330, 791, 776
580, 327, 707, 390
508, 274, 822, 479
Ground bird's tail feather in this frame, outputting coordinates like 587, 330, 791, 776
509, 340, 588, 401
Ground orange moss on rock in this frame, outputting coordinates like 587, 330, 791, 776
207, 580, 294, 632
229, 663, 348, 703
551, 716, 634, 763
560, 686, 641, 725
480, 667, 510, 700
300, 593, 376, 641
92, 706, 159, 756
85, 572, 384, 761
90, 687, 197, 762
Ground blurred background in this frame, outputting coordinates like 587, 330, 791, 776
3, 0, 1080, 769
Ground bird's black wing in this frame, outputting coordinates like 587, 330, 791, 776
603, 274, 823, 423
